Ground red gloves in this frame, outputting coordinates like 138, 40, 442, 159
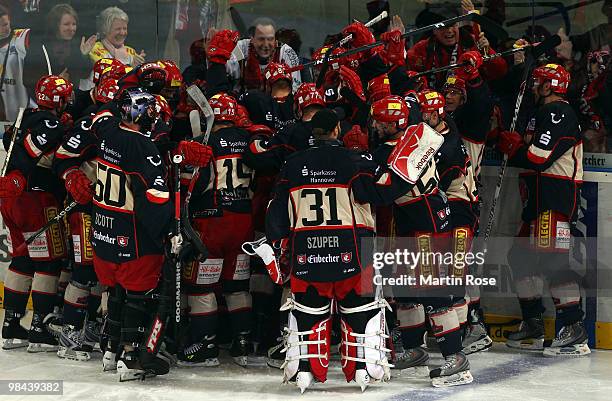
342, 125, 369, 151
339, 66, 365, 102
177, 140, 213, 167
207, 29, 239, 64
60, 112, 74, 129
498, 131, 523, 158
0, 170, 25, 198
65, 169, 93, 204
342, 22, 377, 61
457, 50, 483, 81
380, 30, 406, 66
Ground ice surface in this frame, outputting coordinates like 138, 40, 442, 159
1, 310, 611, 401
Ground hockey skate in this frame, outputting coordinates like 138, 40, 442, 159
2, 311, 29, 350
46, 306, 63, 338
57, 325, 93, 361
103, 350, 118, 372
266, 335, 285, 369
355, 369, 372, 392
505, 317, 545, 351
230, 332, 250, 367
178, 335, 220, 367
117, 349, 170, 382
462, 321, 493, 355
83, 320, 102, 352
429, 352, 473, 387
27, 313, 59, 353
543, 321, 591, 357
392, 346, 430, 376
390, 326, 404, 358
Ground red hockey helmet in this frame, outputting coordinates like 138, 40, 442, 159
312, 45, 348, 70
94, 77, 119, 104
35, 75, 73, 110
105, 65, 133, 81
209, 93, 238, 123
294, 83, 325, 113
442, 76, 466, 98
159, 60, 183, 89
236, 104, 252, 128
264, 62, 292, 87
417, 90, 446, 115
370, 95, 409, 129
137, 62, 168, 94
154, 94, 173, 123
367, 74, 391, 102
532, 63, 570, 94
93, 58, 124, 85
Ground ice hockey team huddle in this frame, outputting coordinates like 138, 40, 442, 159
0, 11, 592, 394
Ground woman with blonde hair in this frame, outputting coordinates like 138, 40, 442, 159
89, 6, 145, 67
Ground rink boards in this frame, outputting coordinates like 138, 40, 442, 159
0, 144, 611, 348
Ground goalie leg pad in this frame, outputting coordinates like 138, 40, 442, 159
339, 295, 392, 383
281, 292, 331, 384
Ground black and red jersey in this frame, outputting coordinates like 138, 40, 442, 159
90, 111, 172, 263
266, 139, 410, 282
190, 126, 255, 217
4, 108, 67, 197
238, 90, 296, 132
509, 100, 583, 222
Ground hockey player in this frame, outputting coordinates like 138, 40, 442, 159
52, 79, 120, 361
442, 54, 495, 354
267, 108, 425, 392
179, 93, 255, 367
1, 75, 73, 352
498, 64, 589, 357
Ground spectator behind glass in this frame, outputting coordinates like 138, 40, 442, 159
89, 6, 145, 67
276, 28, 312, 83
23, 4, 96, 99
0, 5, 35, 121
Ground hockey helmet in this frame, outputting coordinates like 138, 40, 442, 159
154, 94, 173, 124
264, 62, 292, 87
417, 90, 446, 115
137, 62, 168, 95
532, 63, 570, 94
294, 83, 325, 113
209, 93, 238, 123
93, 58, 124, 85
94, 77, 119, 104
442, 76, 466, 98
370, 95, 409, 129
118, 87, 158, 128
35, 75, 74, 110
159, 60, 183, 89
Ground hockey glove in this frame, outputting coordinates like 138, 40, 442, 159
456, 50, 483, 81
176, 140, 213, 167
342, 22, 378, 61
339, 66, 365, 102
65, 169, 94, 204
60, 112, 74, 130
207, 29, 240, 65
342, 125, 369, 152
498, 131, 523, 158
0, 170, 26, 198
380, 30, 406, 66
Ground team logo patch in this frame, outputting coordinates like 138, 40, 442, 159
341, 252, 352, 263
117, 236, 129, 247
297, 254, 307, 265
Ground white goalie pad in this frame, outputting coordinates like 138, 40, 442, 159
280, 297, 331, 383
387, 123, 444, 184
339, 299, 393, 382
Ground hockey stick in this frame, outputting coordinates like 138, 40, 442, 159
1, 107, 25, 177
290, 12, 506, 73
15, 200, 78, 254
41, 44, 52, 75
171, 154, 184, 330
410, 44, 541, 79
482, 34, 561, 246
